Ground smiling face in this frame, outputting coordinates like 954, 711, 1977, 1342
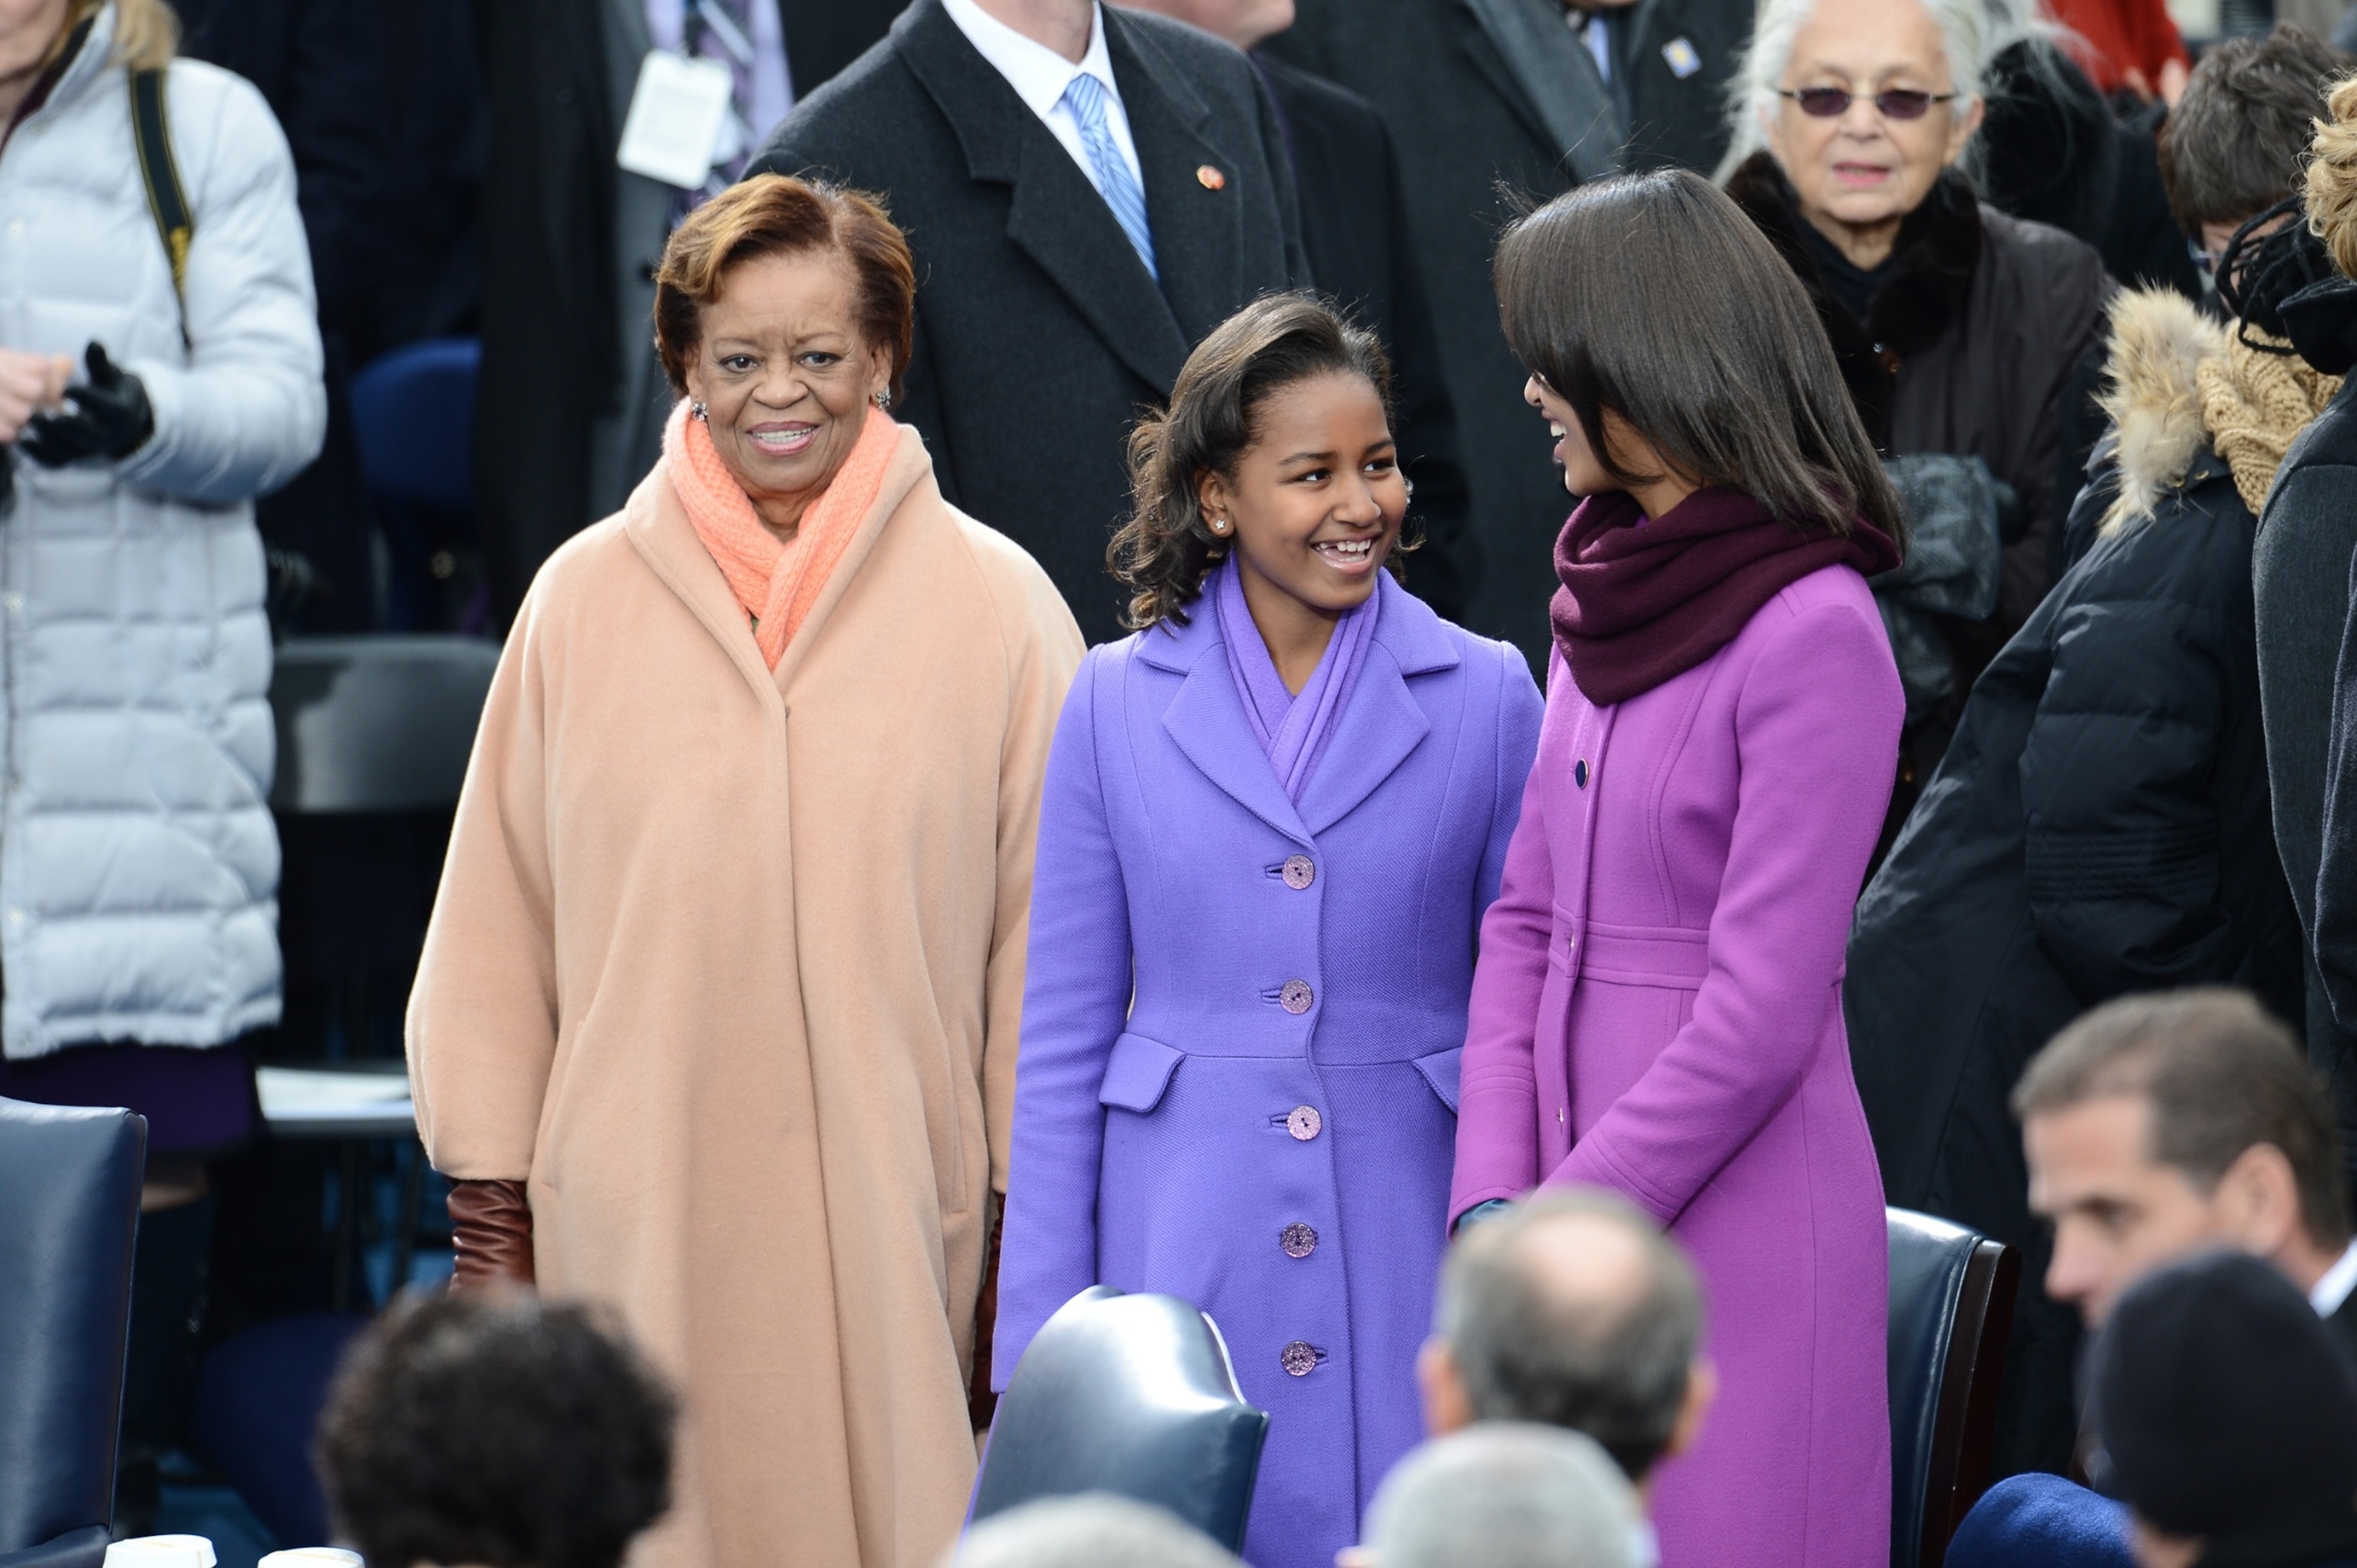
1525, 375, 1614, 498
1763, 0, 1982, 248
681, 247, 892, 533
1197, 371, 1406, 625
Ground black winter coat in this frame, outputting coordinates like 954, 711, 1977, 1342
1847, 296, 2306, 1477
750, 0, 1304, 643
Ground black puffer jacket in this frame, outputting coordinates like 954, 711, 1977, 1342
1845, 288, 2306, 1477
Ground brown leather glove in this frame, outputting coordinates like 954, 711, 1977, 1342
447, 1178, 536, 1290
969, 1206, 1003, 1431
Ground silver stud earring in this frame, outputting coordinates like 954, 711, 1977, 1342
1208, 517, 1230, 535
690, 401, 708, 422
873, 390, 892, 410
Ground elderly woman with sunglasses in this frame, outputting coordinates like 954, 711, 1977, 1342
1717, 0, 2113, 839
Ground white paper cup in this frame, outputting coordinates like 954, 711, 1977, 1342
104, 1537, 216, 1568
259, 1550, 364, 1568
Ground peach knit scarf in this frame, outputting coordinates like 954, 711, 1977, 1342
663, 400, 898, 668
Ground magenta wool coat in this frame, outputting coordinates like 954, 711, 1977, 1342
1451, 562, 1901, 1567
997, 576, 1541, 1568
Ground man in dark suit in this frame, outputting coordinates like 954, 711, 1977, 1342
1266, 0, 1617, 662
1115, 0, 1479, 622
1582, 0, 1752, 177
747, 0, 1304, 643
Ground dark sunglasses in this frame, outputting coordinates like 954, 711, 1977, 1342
1778, 86, 1957, 120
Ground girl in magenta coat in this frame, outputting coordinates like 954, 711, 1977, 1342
1450, 170, 1907, 1566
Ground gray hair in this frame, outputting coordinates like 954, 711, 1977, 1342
1717, 0, 1989, 177
943, 1496, 1241, 1568
1363, 1425, 1639, 1568
1437, 1190, 1703, 1481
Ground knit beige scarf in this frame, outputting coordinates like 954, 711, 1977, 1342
2197, 328, 2343, 516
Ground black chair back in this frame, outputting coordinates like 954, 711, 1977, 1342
0, 1099, 145, 1568
269, 636, 499, 815
1887, 1207, 2019, 1568
972, 1286, 1270, 1552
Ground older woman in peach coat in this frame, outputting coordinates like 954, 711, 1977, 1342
406, 176, 1083, 1568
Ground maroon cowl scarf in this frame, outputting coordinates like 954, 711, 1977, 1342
1551, 485, 1900, 706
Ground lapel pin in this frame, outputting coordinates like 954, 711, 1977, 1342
1197, 164, 1226, 190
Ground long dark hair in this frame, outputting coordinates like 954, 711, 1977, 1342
1110, 293, 1413, 629
1494, 169, 1907, 548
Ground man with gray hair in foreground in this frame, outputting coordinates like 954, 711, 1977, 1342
944, 1494, 1241, 1568
1360, 1425, 1640, 1568
1419, 1190, 1716, 1496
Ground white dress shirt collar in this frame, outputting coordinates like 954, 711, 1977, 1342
941, 0, 1122, 121
2310, 1237, 2357, 1319
939, 0, 1144, 196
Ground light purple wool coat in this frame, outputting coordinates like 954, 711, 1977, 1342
997, 575, 1542, 1568
1452, 562, 1901, 1567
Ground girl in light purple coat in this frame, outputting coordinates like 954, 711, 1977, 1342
995, 296, 1541, 1568
1450, 170, 1907, 1566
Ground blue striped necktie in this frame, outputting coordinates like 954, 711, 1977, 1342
1060, 71, 1157, 279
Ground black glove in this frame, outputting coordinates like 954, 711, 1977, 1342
21, 344, 154, 467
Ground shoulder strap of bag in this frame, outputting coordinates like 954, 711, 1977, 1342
128, 66, 192, 342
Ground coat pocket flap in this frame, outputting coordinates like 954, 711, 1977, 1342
1099, 1033, 1184, 1112
1413, 1046, 1464, 1114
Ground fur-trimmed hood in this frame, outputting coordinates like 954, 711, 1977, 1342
2096, 287, 2341, 531
1724, 150, 1982, 447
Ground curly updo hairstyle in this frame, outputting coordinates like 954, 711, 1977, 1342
315, 1292, 677, 1568
2308, 74, 2357, 280
653, 173, 915, 404
1111, 293, 1412, 630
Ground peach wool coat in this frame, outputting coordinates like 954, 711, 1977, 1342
406, 423, 1083, 1568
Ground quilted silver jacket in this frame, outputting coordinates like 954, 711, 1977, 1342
0, 3, 323, 1057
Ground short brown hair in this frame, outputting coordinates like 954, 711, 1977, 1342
2158, 25, 2345, 234
1111, 292, 1409, 629
1495, 169, 1907, 550
2014, 988, 2350, 1252
652, 173, 915, 402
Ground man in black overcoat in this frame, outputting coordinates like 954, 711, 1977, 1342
1116, 0, 1479, 620
746, 0, 1305, 643
1265, 0, 1617, 662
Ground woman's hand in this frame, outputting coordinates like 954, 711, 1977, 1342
0, 348, 72, 442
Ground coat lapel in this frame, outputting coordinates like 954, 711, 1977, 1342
1297, 578, 1456, 837
898, 0, 1190, 395
622, 466, 782, 709
1457, 0, 1624, 181
1105, 9, 1242, 347
1138, 610, 1311, 846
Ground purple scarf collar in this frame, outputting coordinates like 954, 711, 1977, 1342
1551, 486, 1900, 706
1213, 557, 1380, 802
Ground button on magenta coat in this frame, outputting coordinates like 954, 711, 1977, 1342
997, 577, 1541, 1568
1451, 564, 1902, 1567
